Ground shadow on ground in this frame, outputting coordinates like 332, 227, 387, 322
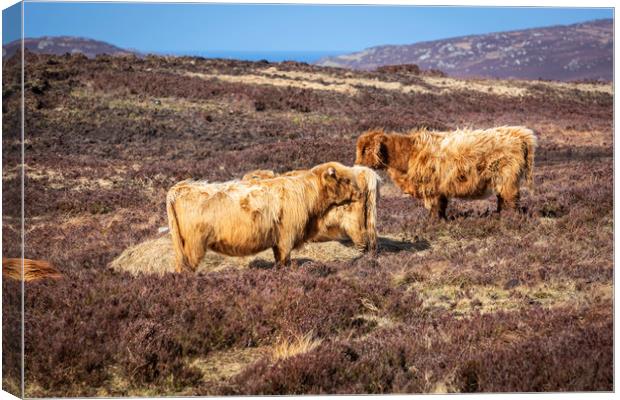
110, 233, 431, 274
378, 236, 430, 253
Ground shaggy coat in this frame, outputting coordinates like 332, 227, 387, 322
2, 258, 63, 281
242, 165, 380, 252
167, 162, 362, 272
355, 126, 537, 218
242, 169, 277, 181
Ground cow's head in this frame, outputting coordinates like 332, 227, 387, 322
313, 162, 361, 207
355, 129, 388, 169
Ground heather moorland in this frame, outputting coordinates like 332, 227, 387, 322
2, 52, 613, 396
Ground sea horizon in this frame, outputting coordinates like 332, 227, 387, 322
154, 50, 347, 63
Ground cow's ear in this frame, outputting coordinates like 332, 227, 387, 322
323, 167, 337, 180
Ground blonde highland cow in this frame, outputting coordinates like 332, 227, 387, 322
355, 126, 537, 219
167, 162, 362, 272
243, 165, 380, 252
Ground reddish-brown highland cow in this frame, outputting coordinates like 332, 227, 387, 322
2, 258, 63, 281
355, 126, 537, 219
242, 165, 380, 252
167, 162, 362, 272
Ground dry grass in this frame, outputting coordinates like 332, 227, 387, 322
536, 80, 613, 95
185, 69, 530, 97
413, 281, 612, 317
259, 67, 531, 97
197, 66, 611, 97
190, 347, 269, 382
108, 230, 429, 275
184, 71, 357, 94
109, 233, 367, 275
2, 378, 21, 398
71, 86, 224, 114
271, 332, 323, 362
22, 163, 125, 191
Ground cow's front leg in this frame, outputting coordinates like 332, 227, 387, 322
272, 242, 293, 268
345, 225, 368, 251
425, 195, 448, 220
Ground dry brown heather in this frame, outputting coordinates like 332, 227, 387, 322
2, 52, 613, 396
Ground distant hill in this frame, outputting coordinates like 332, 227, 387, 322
2, 36, 138, 59
317, 19, 613, 81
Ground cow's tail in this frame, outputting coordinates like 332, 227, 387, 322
360, 167, 380, 253
520, 128, 537, 192
166, 187, 188, 273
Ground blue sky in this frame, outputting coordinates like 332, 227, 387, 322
2, 2, 21, 45
2, 3, 614, 53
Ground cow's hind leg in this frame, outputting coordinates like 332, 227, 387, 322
174, 258, 186, 274
173, 247, 187, 273
183, 239, 207, 272
496, 183, 520, 213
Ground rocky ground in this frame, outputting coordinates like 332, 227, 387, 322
2, 52, 613, 396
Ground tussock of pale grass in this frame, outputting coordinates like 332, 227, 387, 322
189, 347, 269, 382
431, 379, 458, 394
109, 233, 363, 276
390, 268, 423, 287
108, 234, 179, 275
271, 332, 323, 362
360, 297, 380, 314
